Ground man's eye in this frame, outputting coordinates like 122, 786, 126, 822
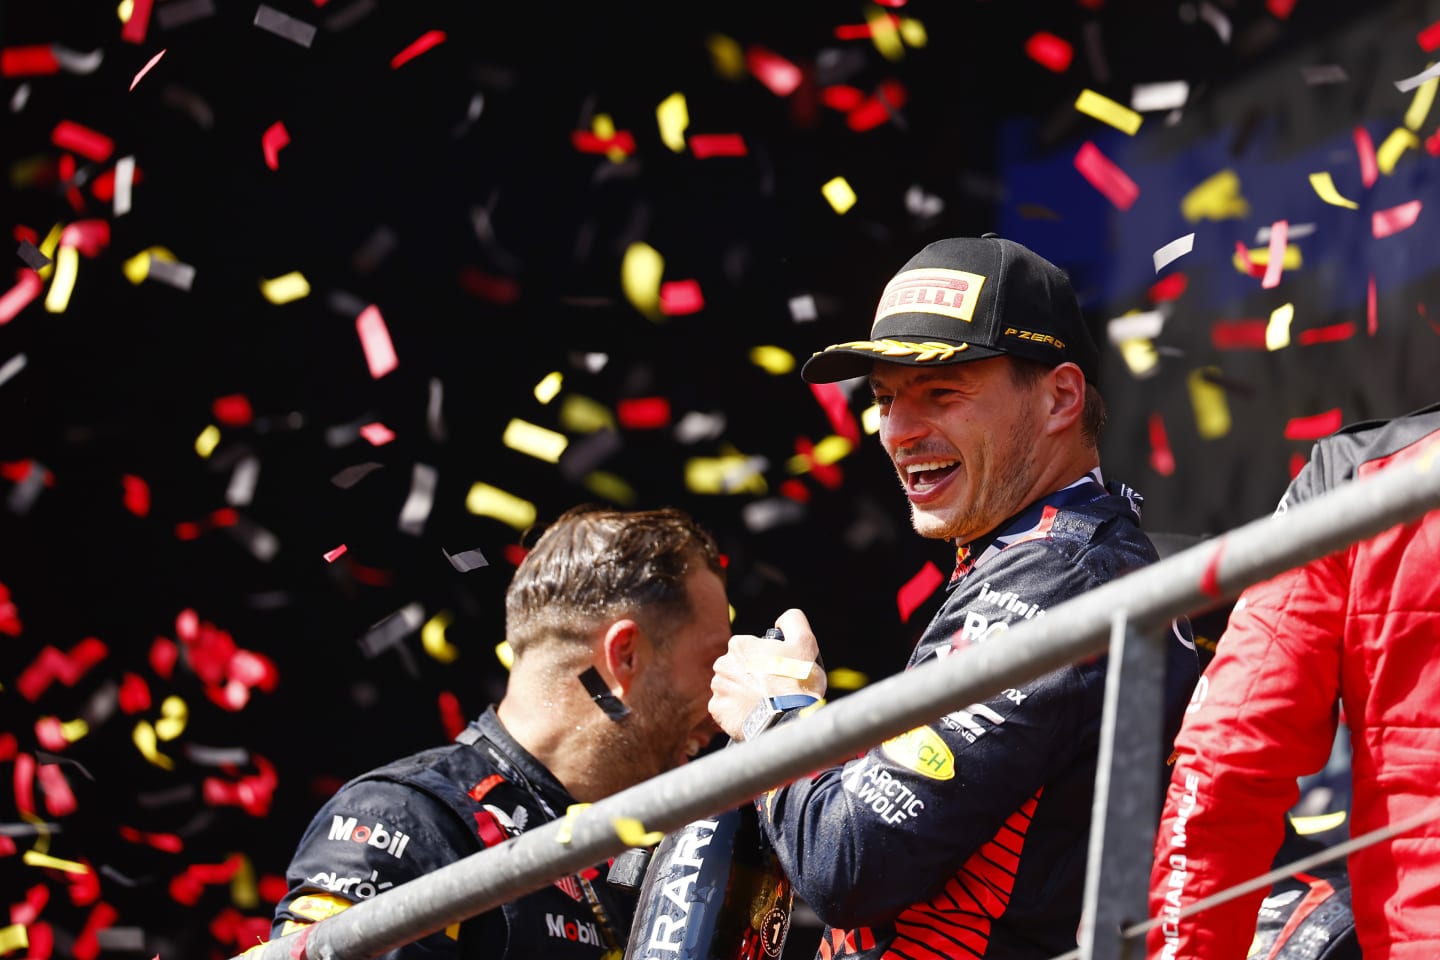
871, 395, 892, 408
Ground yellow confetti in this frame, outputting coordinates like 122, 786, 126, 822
811, 435, 853, 465
502, 418, 569, 463
421, 611, 458, 664
621, 241, 664, 321
705, 34, 746, 80
1405, 73, 1437, 131
861, 403, 881, 435
821, 176, 857, 215
657, 92, 689, 153
1292, 810, 1347, 835
495, 640, 514, 671
259, 271, 310, 305
899, 17, 927, 47
590, 114, 628, 164
133, 720, 173, 769
1376, 127, 1419, 175
0, 925, 28, 955
122, 246, 178, 284
1180, 169, 1249, 222
22, 851, 90, 874
534, 371, 563, 404
1119, 338, 1159, 378
43, 245, 79, 313
465, 482, 536, 530
799, 699, 826, 718
1231, 244, 1302, 275
1075, 89, 1143, 135
155, 695, 188, 741
1308, 172, 1358, 209
231, 853, 259, 910
1266, 302, 1294, 351
685, 453, 768, 495
117, 0, 134, 20
754, 656, 816, 680
559, 395, 615, 433
612, 817, 665, 847
60, 717, 89, 743
827, 667, 869, 691
582, 471, 637, 505
557, 803, 592, 844
866, 6, 905, 61
749, 345, 795, 374
195, 424, 221, 458
1187, 367, 1232, 440
36, 223, 63, 278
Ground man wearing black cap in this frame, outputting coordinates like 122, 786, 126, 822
710, 235, 1198, 959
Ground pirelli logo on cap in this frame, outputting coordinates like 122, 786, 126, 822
873, 268, 987, 329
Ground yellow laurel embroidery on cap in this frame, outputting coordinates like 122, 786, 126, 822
820, 339, 969, 363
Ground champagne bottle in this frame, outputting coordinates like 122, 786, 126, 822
620, 630, 798, 960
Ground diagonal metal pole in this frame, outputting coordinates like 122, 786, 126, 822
241, 438, 1440, 960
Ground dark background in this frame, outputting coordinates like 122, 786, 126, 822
2, 0, 1438, 957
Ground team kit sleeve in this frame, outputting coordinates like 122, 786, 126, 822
757, 543, 1105, 929
1147, 550, 1347, 960
272, 778, 475, 958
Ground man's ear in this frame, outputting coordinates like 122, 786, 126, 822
600, 619, 646, 696
1043, 362, 1086, 435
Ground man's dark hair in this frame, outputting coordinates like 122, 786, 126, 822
1008, 357, 1107, 449
504, 505, 724, 658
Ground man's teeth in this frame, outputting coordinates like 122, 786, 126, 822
906, 460, 957, 476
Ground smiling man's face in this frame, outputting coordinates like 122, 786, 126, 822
871, 356, 1046, 544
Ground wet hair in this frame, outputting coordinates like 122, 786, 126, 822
1007, 356, 1107, 449
504, 504, 725, 659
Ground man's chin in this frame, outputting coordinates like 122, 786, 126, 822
909, 506, 960, 541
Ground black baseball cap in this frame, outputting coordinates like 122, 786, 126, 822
800, 234, 1100, 385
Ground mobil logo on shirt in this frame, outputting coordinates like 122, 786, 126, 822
546, 912, 602, 946
328, 814, 412, 859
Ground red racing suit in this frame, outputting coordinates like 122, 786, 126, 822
1148, 402, 1440, 960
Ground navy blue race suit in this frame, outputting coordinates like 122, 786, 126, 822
759, 472, 1199, 960
270, 707, 637, 960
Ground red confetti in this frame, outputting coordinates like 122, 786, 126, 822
0, 580, 21, 636
822, 85, 865, 111
1266, 0, 1298, 18
129, 47, 166, 91
258, 874, 289, 904
1419, 20, 1440, 51
1073, 141, 1139, 210
1297, 321, 1355, 345
347, 561, 393, 586
897, 561, 944, 623
458, 266, 521, 304
1367, 273, 1377, 336
1, 45, 60, 78
72, 901, 117, 960
35, 717, 68, 752
834, 14, 900, 39
36, 763, 77, 816
1211, 320, 1269, 349
121, 0, 154, 43
746, 46, 803, 96
322, 544, 348, 563
212, 393, 254, 426
51, 120, 114, 163
14, 752, 36, 816
121, 474, 151, 517
89, 163, 144, 202
1427, 128, 1440, 157
390, 29, 446, 69
359, 421, 395, 445
118, 672, 152, 713
1289, 452, 1308, 479
1354, 126, 1378, 188
617, 396, 671, 429
809, 382, 861, 445
1233, 241, 1266, 279
846, 81, 909, 132
778, 478, 811, 502
688, 133, 748, 158
16, 638, 109, 701
356, 304, 398, 378
571, 129, 636, 155
1261, 219, 1287, 289
1148, 272, 1188, 302
502, 543, 529, 566
1024, 32, 1073, 73
0, 269, 44, 324
658, 279, 704, 315
119, 825, 184, 853
12, 883, 47, 923
1373, 200, 1422, 238
794, 436, 842, 490
1284, 408, 1342, 440
1148, 412, 1176, 476
170, 855, 245, 906
201, 756, 276, 816
149, 636, 179, 678
438, 690, 465, 741
261, 121, 290, 171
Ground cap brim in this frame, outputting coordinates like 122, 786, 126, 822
800, 339, 1004, 384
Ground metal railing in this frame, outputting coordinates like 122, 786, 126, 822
240, 438, 1440, 960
